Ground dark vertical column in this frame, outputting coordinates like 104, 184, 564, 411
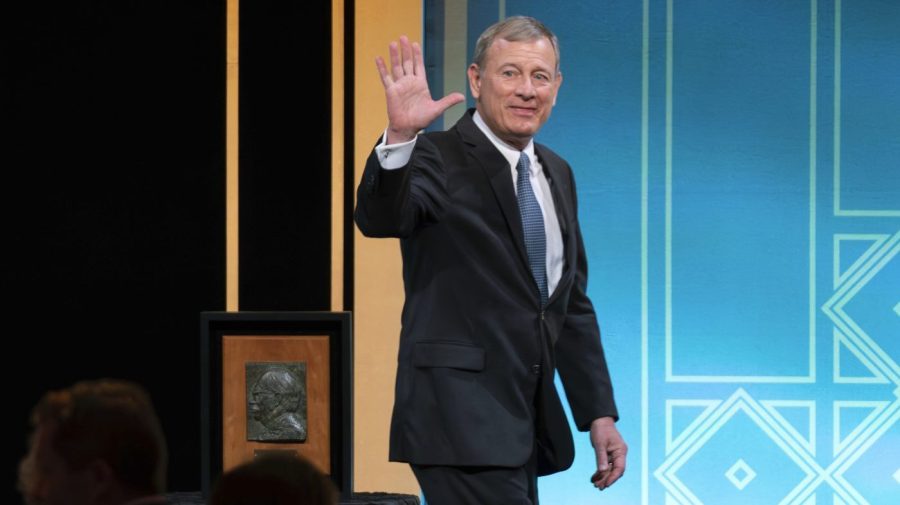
239, 1, 331, 310
343, 0, 355, 311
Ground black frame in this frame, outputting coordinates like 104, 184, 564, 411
200, 311, 353, 499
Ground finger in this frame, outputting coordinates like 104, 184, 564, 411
389, 41, 403, 82
591, 470, 614, 492
604, 459, 625, 488
600, 447, 627, 489
590, 440, 611, 490
375, 56, 392, 87
596, 443, 610, 473
400, 35, 414, 76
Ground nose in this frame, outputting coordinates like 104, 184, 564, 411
515, 75, 536, 99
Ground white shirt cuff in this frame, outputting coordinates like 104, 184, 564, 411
375, 130, 417, 170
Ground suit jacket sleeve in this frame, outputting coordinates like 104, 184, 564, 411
554, 170, 620, 430
354, 136, 448, 238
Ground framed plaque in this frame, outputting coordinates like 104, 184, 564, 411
201, 312, 352, 499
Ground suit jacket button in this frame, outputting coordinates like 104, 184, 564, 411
532, 364, 541, 375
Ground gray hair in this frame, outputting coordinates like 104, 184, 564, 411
472, 16, 560, 74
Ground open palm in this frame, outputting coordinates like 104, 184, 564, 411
376, 36, 465, 144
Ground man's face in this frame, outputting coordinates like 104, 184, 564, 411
250, 384, 282, 422
468, 36, 562, 150
21, 422, 97, 505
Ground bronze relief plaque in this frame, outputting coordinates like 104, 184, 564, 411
245, 362, 308, 442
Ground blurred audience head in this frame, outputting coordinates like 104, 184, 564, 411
18, 379, 168, 505
211, 452, 337, 505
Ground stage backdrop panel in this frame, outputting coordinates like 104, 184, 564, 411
425, 0, 899, 503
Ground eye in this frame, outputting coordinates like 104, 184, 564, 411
501, 70, 516, 78
534, 73, 550, 82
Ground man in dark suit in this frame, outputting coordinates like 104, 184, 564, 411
355, 16, 626, 504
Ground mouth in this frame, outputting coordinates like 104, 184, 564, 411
508, 105, 537, 117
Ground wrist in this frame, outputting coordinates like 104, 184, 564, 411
591, 417, 616, 429
386, 126, 418, 145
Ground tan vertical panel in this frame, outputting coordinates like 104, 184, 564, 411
331, 0, 345, 312
353, 0, 420, 495
226, 0, 239, 311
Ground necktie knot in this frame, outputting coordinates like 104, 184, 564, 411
517, 151, 530, 174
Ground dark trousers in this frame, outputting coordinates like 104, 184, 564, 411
411, 446, 539, 505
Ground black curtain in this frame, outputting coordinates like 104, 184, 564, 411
2, 0, 332, 500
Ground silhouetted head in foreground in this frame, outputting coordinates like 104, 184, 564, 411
18, 379, 168, 505
211, 452, 337, 505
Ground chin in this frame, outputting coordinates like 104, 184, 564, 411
512, 127, 539, 138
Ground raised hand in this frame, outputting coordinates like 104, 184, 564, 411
375, 36, 465, 144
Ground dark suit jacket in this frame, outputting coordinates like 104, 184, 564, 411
355, 109, 618, 476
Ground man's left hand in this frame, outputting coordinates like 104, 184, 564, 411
589, 416, 627, 491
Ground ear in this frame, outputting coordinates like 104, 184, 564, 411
551, 71, 563, 106
467, 64, 481, 100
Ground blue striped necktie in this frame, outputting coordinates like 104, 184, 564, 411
516, 151, 549, 306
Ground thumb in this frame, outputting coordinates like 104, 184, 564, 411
435, 92, 466, 112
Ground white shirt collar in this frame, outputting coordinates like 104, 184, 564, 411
472, 110, 539, 177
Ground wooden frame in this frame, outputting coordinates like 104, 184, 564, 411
201, 312, 352, 499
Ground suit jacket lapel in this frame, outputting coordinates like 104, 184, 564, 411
456, 112, 531, 276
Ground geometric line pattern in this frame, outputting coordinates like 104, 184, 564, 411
833, 328, 890, 384
642, 0, 900, 503
832, 401, 891, 456
665, 400, 721, 455
725, 459, 756, 490
655, 389, 822, 505
833, 234, 889, 288
822, 230, 900, 504
760, 400, 817, 456
832, 0, 900, 218
656, 389, 900, 505
662, 0, 817, 385
822, 231, 900, 386
828, 400, 900, 505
